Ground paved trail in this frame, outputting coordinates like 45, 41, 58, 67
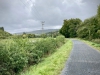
60, 40, 100, 75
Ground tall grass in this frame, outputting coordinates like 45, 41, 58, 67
92, 39, 100, 44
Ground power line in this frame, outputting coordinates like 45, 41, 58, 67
29, 0, 46, 31
41, 21, 45, 34
19, 0, 39, 20
24, 0, 42, 20
19, 0, 43, 21
29, 0, 43, 20
32, 5, 42, 20
19, 0, 28, 8
19, 0, 45, 30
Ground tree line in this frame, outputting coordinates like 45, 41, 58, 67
60, 5, 100, 40
0, 28, 60, 39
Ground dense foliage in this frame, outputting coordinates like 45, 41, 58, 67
0, 36, 65, 75
60, 5, 100, 40
77, 5, 100, 40
77, 16, 99, 39
60, 18, 82, 38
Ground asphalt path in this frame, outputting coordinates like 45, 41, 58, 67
60, 40, 100, 75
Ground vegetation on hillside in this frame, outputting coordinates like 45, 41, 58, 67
16, 29, 59, 35
0, 27, 12, 39
13, 31, 60, 39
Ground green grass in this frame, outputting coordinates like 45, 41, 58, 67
79, 39, 100, 51
19, 39, 72, 75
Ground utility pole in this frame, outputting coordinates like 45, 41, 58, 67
41, 21, 45, 34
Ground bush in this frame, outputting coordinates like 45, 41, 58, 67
0, 36, 65, 75
56, 36, 65, 47
28, 36, 65, 64
27, 38, 57, 64
0, 39, 29, 75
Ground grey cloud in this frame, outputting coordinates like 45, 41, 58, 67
0, 0, 30, 24
0, 0, 100, 33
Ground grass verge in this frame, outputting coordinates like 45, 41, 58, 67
79, 39, 100, 51
19, 39, 72, 75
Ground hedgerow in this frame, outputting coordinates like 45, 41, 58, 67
0, 36, 65, 75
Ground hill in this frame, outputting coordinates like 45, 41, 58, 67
15, 29, 59, 35
0, 27, 12, 39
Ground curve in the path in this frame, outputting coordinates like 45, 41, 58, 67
60, 40, 100, 75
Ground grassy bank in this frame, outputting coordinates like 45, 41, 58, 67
20, 39, 72, 75
80, 39, 100, 51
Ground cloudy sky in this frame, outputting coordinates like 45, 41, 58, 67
0, 0, 100, 33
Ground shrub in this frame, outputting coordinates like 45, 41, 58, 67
27, 38, 57, 64
0, 39, 29, 75
0, 36, 65, 75
56, 36, 65, 47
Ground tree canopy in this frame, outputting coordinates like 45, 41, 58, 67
60, 5, 100, 40
60, 18, 82, 38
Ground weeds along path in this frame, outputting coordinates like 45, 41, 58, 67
60, 40, 100, 75
19, 39, 72, 75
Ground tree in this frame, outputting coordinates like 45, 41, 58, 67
77, 16, 99, 39
27, 34, 35, 38
60, 18, 82, 38
60, 19, 70, 38
40, 34, 47, 38
97, 5, 100, 19
97, 5, 100, 29
60, 4, 100, 40
0, 27, 4, 31
97, 30, 100, 38
68, 18, 82, 37
22, 32, 27, 38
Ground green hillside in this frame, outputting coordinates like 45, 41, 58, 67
15, 29, 59, 35
0, 27, 12, 39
